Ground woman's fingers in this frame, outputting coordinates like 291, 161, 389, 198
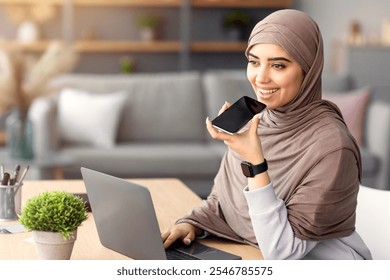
161, 230, 170, 242
206, 117, 231, 141
249, 113, 261, 135
183, 231, 195, 245
162, 230, 180, 249
206, 101, 233, 141
162, 223, 197, 249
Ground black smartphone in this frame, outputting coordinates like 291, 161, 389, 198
211, 96, 266, 135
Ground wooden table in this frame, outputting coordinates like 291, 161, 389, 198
0, 178, 263, 260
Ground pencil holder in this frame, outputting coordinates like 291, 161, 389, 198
0, 183, 23, 221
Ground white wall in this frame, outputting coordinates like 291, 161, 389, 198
294, 0, 390, 73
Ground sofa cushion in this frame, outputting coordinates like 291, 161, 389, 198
323, 88, 370, 146
57, 88, 127, 148
60, 143, 223, 177
52, 72, 205, 142
203, 70, 254, 119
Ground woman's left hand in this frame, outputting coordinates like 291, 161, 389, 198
206, 104, 265, 164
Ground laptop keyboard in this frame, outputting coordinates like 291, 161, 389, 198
165, 248, 201, 260
164, 240, 241, 260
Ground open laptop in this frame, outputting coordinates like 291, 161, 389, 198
80, 167, 241, 260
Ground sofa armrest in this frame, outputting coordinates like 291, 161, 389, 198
28, 97, 60, 157
365, 101, 390, 189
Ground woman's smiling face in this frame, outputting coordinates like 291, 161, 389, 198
246, 43, 304, 110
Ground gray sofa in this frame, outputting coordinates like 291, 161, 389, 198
30, 71, 232, 198
28, 70, 390, 199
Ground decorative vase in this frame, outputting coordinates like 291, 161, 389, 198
5, 109, 34, 160
17, 20, 40, 43
32, 229, 77, 260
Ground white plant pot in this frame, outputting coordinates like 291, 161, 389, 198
140, 28, 155, 41
226, 28, 240, 41
32, 229, 77, 260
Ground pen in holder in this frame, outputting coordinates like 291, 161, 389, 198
0, 164, 28, 221
0, 182, 23, 221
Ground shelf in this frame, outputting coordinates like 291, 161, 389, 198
74, 40, 181, 53
191, 0, 292, 8
0, 0, 291, 70
0, 0, 291, 8
191, 41, 247, 52
0, 40, 251, 53
0, 0, 63, 4
0, 40, 53, 52
0, 40, 181, 53
0, 0, 181, 7
72, 0, 181, 7
347, 44, 390, 50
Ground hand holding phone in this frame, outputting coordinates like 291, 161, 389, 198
211, 96, 266, 135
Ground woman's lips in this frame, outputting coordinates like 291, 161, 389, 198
258, 88, 279, 99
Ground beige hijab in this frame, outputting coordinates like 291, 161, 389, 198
178, 9, 361, 243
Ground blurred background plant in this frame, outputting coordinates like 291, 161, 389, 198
136, 12, 161, 41
0, 42, 78, 159
120, 56, 135, 74
223, 10, 252, 41
0, 42, 79, 118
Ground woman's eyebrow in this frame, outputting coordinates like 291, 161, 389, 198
248, 52, 259, 59
268, 57, 292, 63
248, 53, 292, 63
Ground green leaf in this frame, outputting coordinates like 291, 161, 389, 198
19, 191, 88, 239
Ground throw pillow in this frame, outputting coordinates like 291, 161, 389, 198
323, 88, 370, 146
58, 88, 127, 148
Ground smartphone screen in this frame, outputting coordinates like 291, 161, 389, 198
211, 96, 266, 134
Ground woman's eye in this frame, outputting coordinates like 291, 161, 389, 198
272, 63, 286, 69
248, 60, 259, 66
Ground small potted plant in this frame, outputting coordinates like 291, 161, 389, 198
136, 12, 161, 41
19, 190, 88, 260
223, 10, 251, 41
120, 56, 135, 74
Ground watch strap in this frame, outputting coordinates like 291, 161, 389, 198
251, 159, 268, 175
241, 159, 268, 177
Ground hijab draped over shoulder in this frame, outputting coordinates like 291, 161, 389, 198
178, 9, 362, 243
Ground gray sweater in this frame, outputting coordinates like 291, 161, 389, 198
243, 183, 372, 260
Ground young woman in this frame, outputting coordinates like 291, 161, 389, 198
162, 9, 372, 260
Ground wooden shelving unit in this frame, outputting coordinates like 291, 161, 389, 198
0, 0, 181, 6
0, 0, 290, 8
0, 0, 292, 53
188, 0, 292, 53
0, 40, 181, 53
0, 0, 292, 69
192, 0, 292, 8
0, 40, 52, 52
0, 0, 62, 4
74, 40, 181, 53
72, 0, 181, 7
0, 40, 247, 53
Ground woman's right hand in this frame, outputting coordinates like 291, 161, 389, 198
161, 223, 202, 249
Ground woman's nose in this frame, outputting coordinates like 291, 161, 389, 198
255, 67, 271, 84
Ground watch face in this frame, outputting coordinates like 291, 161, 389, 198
240, 162, 253, 177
